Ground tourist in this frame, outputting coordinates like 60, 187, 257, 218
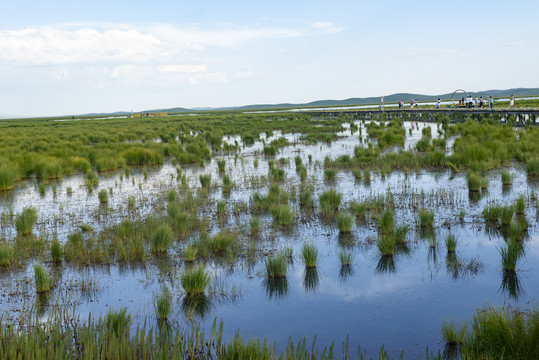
489, 96, 494, 109
479, 97, 483, 108
509, 94, 515, 108
436, 98, 440, 109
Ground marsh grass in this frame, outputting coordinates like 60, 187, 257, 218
501, 169, 513, 185
154, 286, 172, 321
0, 165, 17, 191
222, 174, 232, 192
270, 204, 293, 228
499, 241, 521, 272
50, 238, 62, 263
324, 168, 336, 181
301, 243, 319, 268
500, 206, 514, 227
181, 265, 211, 295
250, 216, 260, 235
459, 209, 466, 222
418, 209, 434, 228
79, 223, 93, 232
336, 212, 354, 233
209, 231, 236, 256
445, 234, 457, 253
265, 255, 287, 278
98, 189, 108, 204
394, 225, 409, 245
460, 306, 539, 359
466, 171, 481, 192
378, 209, 394, 235
319, 189, 341, 218
0, 243, 14, 267
440, 320, 467, 346
376, 236, 396, 256
15, 207, 38, 236
33, 263, 50, 293
526, 157, 539, 176
515, 194, 526, 215
483, 205, 502, 224
352, 169, 362, 180
105, 308, 131, 338
184, 245, 198, 262
339, 250, 353, 266
217, 159, 226, 172
217, 200, 226, 218
151, 224, 173, 255
350, 201, 369, 219
199, 174, 211, 188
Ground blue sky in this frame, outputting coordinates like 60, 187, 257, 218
1, 0, 538, 117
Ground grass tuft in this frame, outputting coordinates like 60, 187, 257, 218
445, 234, 457, 253
15, 207, 38, 236
33, 262, 50, 293
181, 265, 211, 295
265, 255, 287, 278
336, 212, 354, 233
301, 243, 319, 268
51, 238, 62, 263
151, 224, 173, 255
154, 286, 172, 321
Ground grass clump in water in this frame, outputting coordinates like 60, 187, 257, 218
515, 194, 526, 215
336, 212, 354, 233
33, 262, 50, 293
184, 245, 198, 262
265, 255, 287, 278
217, 159, 226, 172
270, 204, 293, 228
105, 308, 131, 338
50, 238, 62, 264
209, 230, 236, 256
501, 169, 513, 185
0, 165, 17, 191
482, 205, 502, 224
0, 244, 14, 267
441, 320, 467, 347
378, 209, 394, 235
98, 189, 108, 204
500, 206, 514, 227
15, 207, 38, 236
466, 171, 481, 192
181, 265, 211, 295
339, 250, 353, 266
445, 234, 457, 253
499, 241, 521, 272
394, 225, 409, 245
319, 189, 341, 218
418, 208, 434, 228
324, 168, 336, 181
376, 236, 396, 256
151, 224, 173, 255
199, 174, 211, 188
301, 243, 319, 268
154, 286, 172, 321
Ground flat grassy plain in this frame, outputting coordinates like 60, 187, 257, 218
0, 110, 538, 358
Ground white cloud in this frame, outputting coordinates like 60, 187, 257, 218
311, 21, 342, 34
158, 64, 207, 73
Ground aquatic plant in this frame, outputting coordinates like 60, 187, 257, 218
217, 159, 226, 172
151, 224, 173, 255
515, 194, 526, 215
459, 209, 465, 222
184, 245, 198, 262
265, 255, 287, 279
378, 209, 394, 235
0, 165, 17, 191
154, 286, 172, 321
440, 320, 467, 346
336, 212, 354, 233
33, 262, 50, 293
350, 201, 369, 219
466, 171, 481, 192
482, 205, 502, 224
301, 243, 319, 268
270, 204, 293, 228
209, 231, 236, 255
324, 168, 336, 181
459, 306, 539, 359
105, 308, 131, 338
217, 200, 226, 218
501, 169, 513, 185
376, 236, 396, 257
319, 189, 341, 218
50, 238, 62, 264
339, 250, 353, 266
0, 244, 14, 267
526, 157, 539, 176
249, 216, 260, 235
199, 174, 211, 188
418, 209, 434, 228
98, 189, 108, 204
181, 265, 211, 295
445, 234, 457, 253
394, 225, 409, 245
15, 207, 38, 236
222, 174, 232, 192
500, 206, 514, 227
499, 241, 521, 272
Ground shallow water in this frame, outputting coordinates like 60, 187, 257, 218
0, 120, 537, 358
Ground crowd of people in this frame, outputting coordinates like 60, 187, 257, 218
386, 94, 516, 111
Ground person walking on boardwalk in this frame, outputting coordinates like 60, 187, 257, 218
436, 98, 440, 109
489, 96, 493, 109
509, 94, 515, 108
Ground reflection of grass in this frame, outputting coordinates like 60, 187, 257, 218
499, 241, 521, 272
338, 250, 353, 266
303, 268, 319, 292
445, 234, 457, 253
263, 278, 288, 301
375, 255, 396, 274
446, 254, 484, 279
500, 271, 523, 300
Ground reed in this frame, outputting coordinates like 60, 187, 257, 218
440, 320, 467, 346
482, 205, 502, 224
105, 308, 131, 338
250, 216, 260, 235
0, 165, 17, 191
15, 207, 38, 236
500, 206, 514, 227
350, 201, 369, 219
394, 225, 409, 245
33, 262, 50, 293
324, 168, 336, 180
270, 204, 293, 228
217, 159, 226, 172
466, 171, 481, 192
222, 174, 232, 192
181, 265, 211, 295
319, 189, 341, 218
336, 212, 354, 233
265, 255, 287, 278
184, 245, 198, 262
378, 209, 394, 235
209, 231, 236, 255
301, 243, 319, 268
526, 157, 539, 176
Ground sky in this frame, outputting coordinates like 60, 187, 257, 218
1, 0, 538, 117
